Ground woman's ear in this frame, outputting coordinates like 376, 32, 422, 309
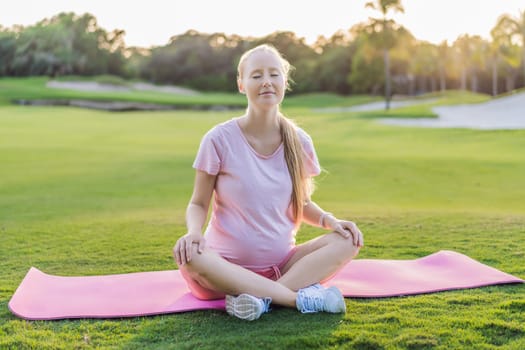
237, 78, 245, 94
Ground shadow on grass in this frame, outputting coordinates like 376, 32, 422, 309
120, 309, 356, 350
477, 321, 524, 346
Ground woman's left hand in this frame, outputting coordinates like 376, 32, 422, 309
325, 216, 364, 247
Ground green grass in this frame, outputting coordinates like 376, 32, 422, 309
1, 92, 524, 349
0, 77, 387, 112
358, 91, 492, 119
0, 77, 246, 108
283, 93, 381, 108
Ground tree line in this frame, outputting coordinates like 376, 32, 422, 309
0, 8, 524, 97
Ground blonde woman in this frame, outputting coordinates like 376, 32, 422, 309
173, 44, 363, 321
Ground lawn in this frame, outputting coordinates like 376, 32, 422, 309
0, 91, 524, 349
0, 77, 246, 108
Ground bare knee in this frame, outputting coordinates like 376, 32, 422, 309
178, 249, 210, 285
175, 243, 207, 272
328, 233, 360, 263
179, 245, 228, 289
178, 250, 224, 300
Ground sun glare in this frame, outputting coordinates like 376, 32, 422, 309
0, 0, 523, 47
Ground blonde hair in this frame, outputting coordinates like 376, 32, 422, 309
237, 44, 312, 224
237, 44, 294, 90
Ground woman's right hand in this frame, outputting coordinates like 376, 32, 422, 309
173, 232, 206, 266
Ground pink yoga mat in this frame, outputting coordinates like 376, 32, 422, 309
8, 250, 523, 320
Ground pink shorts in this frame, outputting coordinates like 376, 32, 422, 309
180, 247, 298, 300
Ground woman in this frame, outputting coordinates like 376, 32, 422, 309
174, 44, 363, 321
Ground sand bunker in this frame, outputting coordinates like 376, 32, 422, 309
379, 92, 525, 130
46, 81, 199, 95
42, 82, 525, 128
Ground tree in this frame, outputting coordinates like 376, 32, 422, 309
453, 35, 474, 91
365, 0, 405, 109
143, 30, 249, 91
315, 31, 356, 94
501, 43, 522, 91
2, 10, 524, 94
5, 12, 126, 77
409, 41, 439, 94
388, 28, 416, 95
436, 41, 451, 92
488, 15, 522, 94
348, 46, 384, 94
0, 28, 17, 76
489, 24, 504, 96
347, 26, 384, 95
497, 10, 525, 90
468, 36, 489, 93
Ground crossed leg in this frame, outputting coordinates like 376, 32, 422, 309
278, 232, 360, 291
178, 232, 359, 308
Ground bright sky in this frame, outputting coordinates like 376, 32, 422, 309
1, 0, 523, 48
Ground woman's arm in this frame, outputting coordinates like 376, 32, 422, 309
302, 200, 329, 228
303, 200, 364, 247
174, 170, 217, 266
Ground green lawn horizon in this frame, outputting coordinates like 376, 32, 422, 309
0, 86, 524, 349
0, 76, 494, 110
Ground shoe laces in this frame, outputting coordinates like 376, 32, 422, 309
297, 288, 324, 313
261, 297, 272, 313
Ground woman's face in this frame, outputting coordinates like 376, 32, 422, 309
238, 50, 287, 109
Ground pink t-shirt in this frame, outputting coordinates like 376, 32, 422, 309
193, 117, 321, 270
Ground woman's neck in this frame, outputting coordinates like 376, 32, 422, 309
241, 106, 281, 135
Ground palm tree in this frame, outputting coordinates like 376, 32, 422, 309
365, 0, 405, 110
498, 10, 525, 90
492, 13, 523, 93
490, 16, 513, 96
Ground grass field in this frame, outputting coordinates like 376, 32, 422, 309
0, 86, 524, 349
0, 77, 380, 109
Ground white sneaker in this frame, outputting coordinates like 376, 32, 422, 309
225, 294, 272, 321
296, 283, 346, 314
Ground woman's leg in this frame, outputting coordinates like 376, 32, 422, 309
277, 232, 360, 291
179, 243, 297, 307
